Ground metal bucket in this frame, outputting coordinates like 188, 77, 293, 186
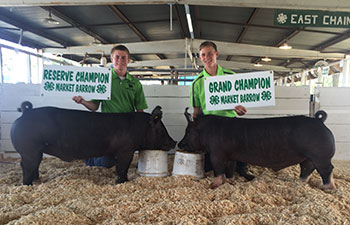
137, 150, 169, 177
172, 150, 204, 179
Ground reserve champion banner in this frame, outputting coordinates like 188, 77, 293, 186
40, 65, 112, 100
204, 70, 275, 111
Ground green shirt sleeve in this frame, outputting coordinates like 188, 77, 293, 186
190, 81, 201, 108
134, 81, 148, 110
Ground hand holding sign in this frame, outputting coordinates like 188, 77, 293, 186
234, 105, 247, 116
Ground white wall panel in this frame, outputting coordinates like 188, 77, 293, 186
317, 87, 350, 106
0, 140, 15, 152
1, 83, 315, 160
2, 124, 11, 139
1, 112, 22, 124
317, 87, 350, 161
327, 125, 350, 142
274, 85, 310, 98
324, 112, 350, 124
144, 85, 190, 97
333, 143, 350, 160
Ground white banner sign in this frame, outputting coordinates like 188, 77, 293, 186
40, 65, 112, 99
204, 70, 275, 111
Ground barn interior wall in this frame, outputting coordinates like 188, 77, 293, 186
1, 84, 347, 160
0, 84, 2, 159
315, 87, 350, 160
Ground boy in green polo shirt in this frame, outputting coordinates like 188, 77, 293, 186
190, 41, 251, 177
72, 45, 148, 168
191, 41, 246, 118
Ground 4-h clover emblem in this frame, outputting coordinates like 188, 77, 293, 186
277, 13, 287, 24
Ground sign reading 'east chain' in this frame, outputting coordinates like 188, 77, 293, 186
274, 10, 350, 28
40, 65, 112, 99
204, 71, 275, 111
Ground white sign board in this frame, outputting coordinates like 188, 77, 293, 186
204, 70, 275, 111
40, 65, 112, 99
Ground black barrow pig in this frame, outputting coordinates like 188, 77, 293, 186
178, 108, 336, 189
11, 101, 176, 185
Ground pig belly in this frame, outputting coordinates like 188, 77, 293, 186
256, 156, 306, 171
42, 140, 113, 162
238, 150, 306, 171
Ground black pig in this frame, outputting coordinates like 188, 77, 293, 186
178, 108, 335, 189
11, 101, 176, 185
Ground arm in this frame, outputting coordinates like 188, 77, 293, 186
72, 96, 100, 112
193, 107, 201, 119
190, 80, 202, 119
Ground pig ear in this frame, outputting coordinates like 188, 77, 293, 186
151, 105, 163, 122
184, 107, 193, 123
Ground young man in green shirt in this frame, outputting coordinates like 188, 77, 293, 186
73, 45, 148, 167
191, 41, 251, 176
191, 41, 246, 118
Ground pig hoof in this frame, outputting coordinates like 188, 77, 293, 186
244, 173, 255, 181
210, 175, 225, 189
225, 173, 234, 179
322, 182, 336, 190
300, 177, 310, 183
322, 175, 336, 190
210, 183, 220, 189
116, 178, 128, 184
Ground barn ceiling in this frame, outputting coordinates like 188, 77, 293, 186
0, 0, 350, 78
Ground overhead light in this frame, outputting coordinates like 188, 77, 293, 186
261, 56, 271, 62
184, 4, 194, 39
254, 62, 263, 67
169, 3, 173, 31
44, 10, 59, 25
279, 42, 292, 50
186, 14, 193, 33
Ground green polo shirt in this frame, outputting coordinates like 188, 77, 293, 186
92, 70, 148, 113
190, 65, 238, 117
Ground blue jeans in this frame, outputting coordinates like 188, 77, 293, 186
84, 156, 116, 168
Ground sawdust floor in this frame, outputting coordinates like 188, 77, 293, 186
0, 155, 349, 225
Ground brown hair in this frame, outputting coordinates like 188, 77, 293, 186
110, 45, 130, 58
199, 41, 217, 52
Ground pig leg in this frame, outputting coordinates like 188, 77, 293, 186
299, 159, 315, 183
115, 150, 134, 184
20, 152, 43, 185
225, 161, 236, 178
210, 154, 226, 189
225, 161, 255, 181
210, 174, 225, 189
204, 153, 213, 172
314, 161, 335, 189
236, 161, 255, 181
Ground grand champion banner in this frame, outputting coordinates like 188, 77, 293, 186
40, 65, 112, 100
204, 70, 275, 111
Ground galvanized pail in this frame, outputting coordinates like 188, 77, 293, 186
138, 150, 169, 177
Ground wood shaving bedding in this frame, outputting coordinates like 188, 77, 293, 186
0, 156, 349, 225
